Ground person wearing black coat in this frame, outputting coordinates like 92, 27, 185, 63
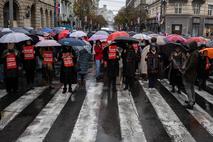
58, 46, 77, 93
21, 40, 36, 88
1, 43, 20, 94
122, 44, 137, 90
103, 45, 120, 91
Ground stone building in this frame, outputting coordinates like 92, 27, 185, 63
0, 0, 55, 29
146, 0, 213, 36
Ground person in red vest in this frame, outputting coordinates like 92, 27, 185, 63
58, 45, 77, 93
21, 40, 36, 88
94, 40, 103, 80
41, 47, 55, 89
103, 44, 120, 91
2, 43, 19, 94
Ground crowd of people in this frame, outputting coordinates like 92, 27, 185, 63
0, 29, 212, 111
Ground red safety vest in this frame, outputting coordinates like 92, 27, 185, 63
108, 45, 117, 60
43, 51, 53, 64
23, 46, 35, 60
63, 53, 74, 67
6, 53, 17, 69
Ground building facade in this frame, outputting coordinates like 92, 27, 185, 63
0, 0, 55, 29
147, 0, 213, 36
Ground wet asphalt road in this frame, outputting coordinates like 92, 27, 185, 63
0, 64, 213, 142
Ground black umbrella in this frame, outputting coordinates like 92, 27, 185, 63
11, 27, 30, 34
160, 43, 187, 57
27, 34, 40, 44
114, 36, 139, 44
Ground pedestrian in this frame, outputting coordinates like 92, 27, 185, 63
58, 45, 77, 93
77, 45, 92, 86
94, 40, 103, 80
2, 43, 19, 94
122, 43, 137, 91
103, 44, 120, 91
183, 41, 200, 110
21, 40, 36, 88
169, 46, 186, 93
40, 47, 55, 89
146, 44, 160, 90
197, 50, 211, 90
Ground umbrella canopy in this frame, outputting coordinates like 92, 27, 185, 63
128, 31, 137, 37
27, 34, 40, 44
207, 40, 213, 48
88, 34, 108, 41
1, 28, 12, 32
58, 30, 70, 40
0, 31, 12, 38
41, 27, 53, 33
107, 31, 129, 42
166, 34, 186, 44
38, 36, 45, 41
161, 43, 187, 57
0, 33, 31, 43
58, 38, 86, 47
24, 27, 34, 31
70, 31, 87, 38
200, 48, 213, 59
53, 27, 66, 34
133, 34, 151, 40
73, 40, 92, 53
114, 36, 139, 44
11, 27, 30, 34
94, 31, 109, 36
149, 34, 167, 45
186, 37, 208, 44
35, 40, 61, 47
30, 30, 45, 36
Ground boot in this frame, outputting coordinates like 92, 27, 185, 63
62, 88, 67, 94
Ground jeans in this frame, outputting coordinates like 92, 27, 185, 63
96, 60, 101, 78
148, 73, 157, 88
183, 79, 196, 106
0, 64, 4, 82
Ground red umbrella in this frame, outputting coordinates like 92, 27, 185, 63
58, 30, 70, 40
166, 34, 186, 44
186, 37, 208, 44
107, 31, 129, 43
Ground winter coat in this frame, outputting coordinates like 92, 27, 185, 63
183, 50, 199, 83
2, 49, 19, 78
21, 45, 36, 72
103, 46, 120, 78
122, 47, 137, 77
78, 48, 92, 75
139, 45, 150, 75
146, 51, 160, 75
94, 45, 103, 60
59, 47, 77, 84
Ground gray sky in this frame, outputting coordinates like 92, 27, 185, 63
99, 0, 126, 14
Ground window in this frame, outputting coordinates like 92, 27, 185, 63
208, 5, 213, 16
174, 3, 183, 14
193, 3, 201, 15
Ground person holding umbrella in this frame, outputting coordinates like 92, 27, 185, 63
1, 43, 20, 94
103, 44, 120, 91
94, 40, 103, 80
21, 40, 36, 88
58, 45, 77, 93
40, 47, 55, 89
169, 46, 186, 94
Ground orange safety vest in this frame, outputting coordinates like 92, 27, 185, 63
108, 45, 117, 60
62, 53, 74, 67
43, 51, 53, 64
6, 53, 17, 69
23, 46, 35, 60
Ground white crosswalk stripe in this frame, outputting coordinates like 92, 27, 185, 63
16, 85, 77, 142
140, 80, 196, 142
0, 87, 47, 130
160, 79, 213, 136
0, 90, 7, 99
117, 89, 147, 142
69, 82, 103, 142
1, 77, 213, 142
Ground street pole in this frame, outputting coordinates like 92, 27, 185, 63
9, 0, 13, 28
54, 0, 57, 27
160, 0, 163, 33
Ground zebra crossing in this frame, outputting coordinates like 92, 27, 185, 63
0, 77, 213, 142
